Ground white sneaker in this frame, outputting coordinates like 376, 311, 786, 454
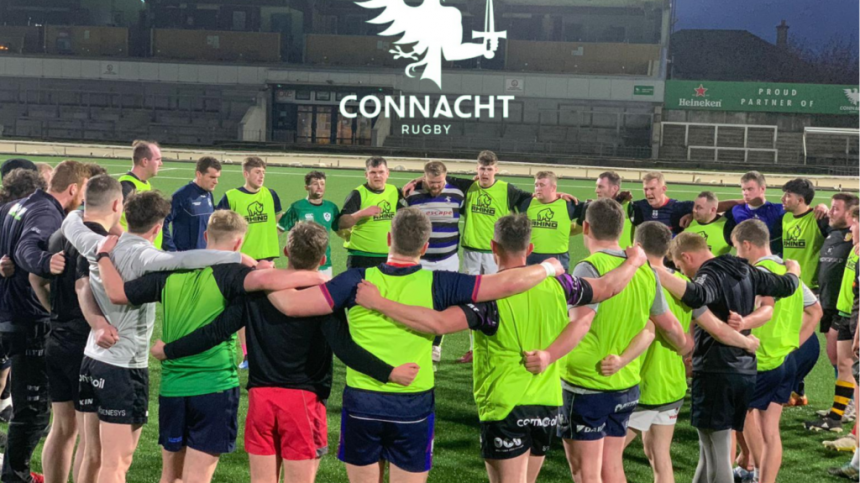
432, 346, 442, 363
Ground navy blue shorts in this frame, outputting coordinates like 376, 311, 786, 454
691, 372, 755, 431
558, 385, 640, 441
337, 387, 434, 473
158, 387, 240, 455
750, 358, 796, 410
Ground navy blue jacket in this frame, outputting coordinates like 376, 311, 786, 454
0, 190, 66, 327
162, 181, 215, 252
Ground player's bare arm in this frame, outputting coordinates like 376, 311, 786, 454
474, 258, 564, 302
524, 306, 596, 375
76, 277, 118, 348
601, 321, 656, 376
267, 286, 333, 318
243, 268, 329, 293
695, 309, 759, 354
582, 244, 647, 302
355, 280, 469, 335
727, 298, 775, 331
799, 301, 822, 346
29, 273, 51, 312
651, 309, 690, 355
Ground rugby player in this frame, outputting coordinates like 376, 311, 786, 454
279, 171, 341, 278
265, 208, 571, 483
351, 213, 649, 483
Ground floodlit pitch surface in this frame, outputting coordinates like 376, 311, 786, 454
11, 156, 847, 483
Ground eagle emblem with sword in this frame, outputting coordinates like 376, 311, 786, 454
356, 0, 506, 89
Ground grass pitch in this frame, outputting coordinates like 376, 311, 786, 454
8, 155, 849, 482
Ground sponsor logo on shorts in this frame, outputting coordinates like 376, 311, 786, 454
168, 437, 183, 443
614, 399, 639, 413
576, 423, 606, 433
516, 416, 558, 427
79, 398, 93, 406
99, 408, 127, 417
493, 437, 523, 449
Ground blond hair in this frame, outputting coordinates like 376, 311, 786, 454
206, 210, 248, 244
669, 232, 710, 261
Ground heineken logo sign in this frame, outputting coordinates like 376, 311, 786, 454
666, 80, 859, 115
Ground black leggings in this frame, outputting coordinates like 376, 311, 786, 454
0, 323, 51, 483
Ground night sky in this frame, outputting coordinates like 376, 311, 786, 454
674, 0, 859, 50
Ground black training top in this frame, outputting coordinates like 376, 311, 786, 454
47, 221, 108, 334
163, 292, 393, 399
681, 254, 800, 375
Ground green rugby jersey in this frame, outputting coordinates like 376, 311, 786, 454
837, 248, 858, 316
686, 216, 732, 256
343, 184, 399, 257
782, 210, 826, 289
473, 277, 570, 421
753, 257, 806, 372
563, 250, 666, 391
124, 263, 252, 397
118, 173, 162, 249
279, 198, 340, 270
218, 186, 282, 260
638, 269, 692, 406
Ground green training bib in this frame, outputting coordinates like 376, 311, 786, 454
462, 181, 509, 252
346, 267, 435, 393
563, 252, 655, 391
345, 184, 399, 256
474, 277, 569, 421
527, 198, 572, 255
639, 270, 692, 405
225, 187, 280, 260
782, 212, 824, 289
118, 174, 162, 249
753, 259, 803, 372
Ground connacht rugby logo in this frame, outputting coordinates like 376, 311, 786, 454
357, 0, 506, 89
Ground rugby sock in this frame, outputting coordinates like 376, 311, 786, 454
242, 344, 248, 358
852, 448, 859, 470
828, 380, 856, 420
0, 397, 9, 412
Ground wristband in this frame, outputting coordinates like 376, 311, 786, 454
540, 261, 556, 278
96, 252, 110, 262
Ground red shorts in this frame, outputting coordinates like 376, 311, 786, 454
245, 387, 328, 460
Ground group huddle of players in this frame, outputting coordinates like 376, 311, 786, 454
0, 140, 855, 483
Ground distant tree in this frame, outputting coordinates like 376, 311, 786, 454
790, 36, 860, 85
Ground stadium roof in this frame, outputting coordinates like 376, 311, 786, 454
669, 29, 815, 83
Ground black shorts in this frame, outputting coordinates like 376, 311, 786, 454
691, 372, 755, 431
346, 255, 386, 270
558, 385, 640, 441
46, 324, 89, 408
159, 387, 240, 455
749, 358, 795, 410
78, 356, 149, 425
835, 315, 856, 341
480, 406, 558, 460
822, 309, 841, 333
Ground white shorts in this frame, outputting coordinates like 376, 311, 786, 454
462, 249, 498, 275
627, 404, 682, 432
320, 267, 333, 279
420, 254, 459, 272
